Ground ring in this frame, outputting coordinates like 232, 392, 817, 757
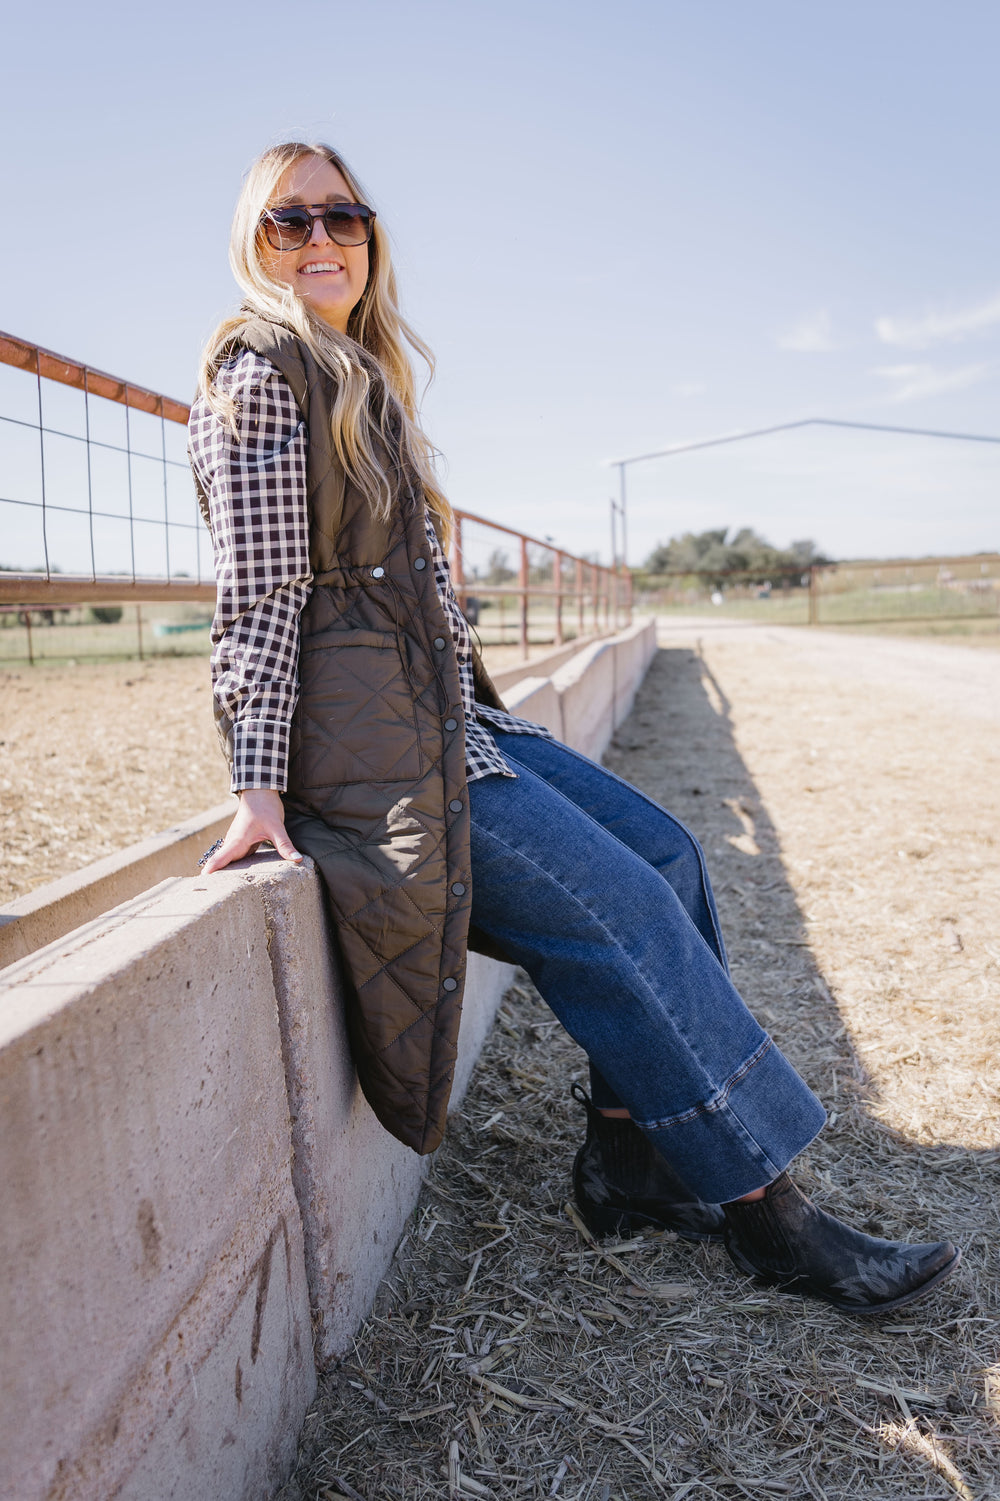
198, 838, 225, 867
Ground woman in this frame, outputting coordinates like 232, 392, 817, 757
189, 141, 959, 1316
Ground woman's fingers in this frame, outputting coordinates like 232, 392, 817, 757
270, 829, 304, 864
201, 831, 256, 875
198, 790, 302, 874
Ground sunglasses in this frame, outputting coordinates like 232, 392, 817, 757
260, 202, 376, 251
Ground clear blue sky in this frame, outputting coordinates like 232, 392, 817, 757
3, 0, 998, 566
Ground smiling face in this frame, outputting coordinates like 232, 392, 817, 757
258, 154, 370, 333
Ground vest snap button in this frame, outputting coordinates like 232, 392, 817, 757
448, 799, 463, 813
433, 637, 446, 650
444, 718, 458, 732
443, 977, 458, 992
451, 882, 466, 897
371, 566, 385, 579
414, 557, 427, 571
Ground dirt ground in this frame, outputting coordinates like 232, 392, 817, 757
0, 657, 229, 902
3, 624, 999, 1496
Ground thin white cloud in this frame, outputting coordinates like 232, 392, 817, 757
875, 293, 1000, 349
777, 310, 836, 352
670, 380, 707, 398
872, 361, 991, 403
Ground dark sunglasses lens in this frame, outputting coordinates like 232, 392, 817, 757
264, 209, 312, 249
322, 205, 373, 246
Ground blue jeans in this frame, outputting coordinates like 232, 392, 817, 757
468, 733, 826, 1203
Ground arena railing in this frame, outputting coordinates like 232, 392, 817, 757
0, 331, 630, 662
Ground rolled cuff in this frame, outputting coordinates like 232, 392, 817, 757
637, 1038, 827, 1205
229, 717, 291, 793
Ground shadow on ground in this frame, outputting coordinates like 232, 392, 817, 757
277, 648, 998, 1501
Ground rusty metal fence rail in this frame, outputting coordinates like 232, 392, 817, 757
0, 331, 628, 664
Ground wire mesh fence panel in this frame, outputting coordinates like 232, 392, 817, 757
1, 334, 629, 666
0, 334, 206, 592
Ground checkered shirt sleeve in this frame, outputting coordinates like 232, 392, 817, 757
188, 351, 311, 793
422, 514, 554, 782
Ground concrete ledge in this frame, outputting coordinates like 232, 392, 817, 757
0, 800, 237, 969
552, 619, 657, 758
0, 873, 315, 1501
490, 632, 612, 695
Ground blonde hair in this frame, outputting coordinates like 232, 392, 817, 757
198, 140, 453, 547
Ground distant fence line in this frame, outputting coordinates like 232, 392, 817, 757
636, 554, 1000, 628
0, 331, 629, 664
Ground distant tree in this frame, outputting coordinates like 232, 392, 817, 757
643, 528, 828, 585
90, 606, 124, 624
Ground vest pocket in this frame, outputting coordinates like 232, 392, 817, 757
291, 629, 425, 788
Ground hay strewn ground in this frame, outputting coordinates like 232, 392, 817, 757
277, 624, 1000, 1501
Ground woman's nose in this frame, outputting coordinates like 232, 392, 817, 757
309, 216, 334, 246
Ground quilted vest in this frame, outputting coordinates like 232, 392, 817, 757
203, 313, 504, 1154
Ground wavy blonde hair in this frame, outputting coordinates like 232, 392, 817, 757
198, 140, 453, 546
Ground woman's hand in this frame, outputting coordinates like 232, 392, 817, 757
200, 789, 303, 875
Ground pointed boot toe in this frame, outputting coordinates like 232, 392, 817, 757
723, 1172, 961, 1315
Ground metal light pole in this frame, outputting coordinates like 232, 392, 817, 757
610, 414, 1000, 569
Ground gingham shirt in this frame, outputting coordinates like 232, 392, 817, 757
188, 350, 550, 793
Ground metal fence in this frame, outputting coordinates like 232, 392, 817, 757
0, 331, 628, 664
636, 554, 1000, 629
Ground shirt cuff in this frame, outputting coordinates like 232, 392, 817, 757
229, 717, 291, 793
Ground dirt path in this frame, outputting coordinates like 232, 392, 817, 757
275, 624, 999, 1501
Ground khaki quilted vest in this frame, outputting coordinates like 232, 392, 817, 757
202, 314, 504, 1154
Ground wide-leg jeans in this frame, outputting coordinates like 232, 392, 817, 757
468, 732, 826, 1204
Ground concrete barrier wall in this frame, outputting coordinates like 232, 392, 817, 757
0, 876, 315, 1501
0, 619, 656, 1500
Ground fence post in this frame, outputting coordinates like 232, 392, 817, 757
136, 605, 144, 661
554, 550, 563, 646
808, 566, 818, 626
576, 558, 584, 638
23, 610, 34, 666
625, 566, 633, 626
519, 536, 529, 659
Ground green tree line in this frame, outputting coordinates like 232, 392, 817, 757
642, 528, 829, 586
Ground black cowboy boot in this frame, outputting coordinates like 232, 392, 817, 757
571, 1084, 725, 1242
722, 1172, 961, 1314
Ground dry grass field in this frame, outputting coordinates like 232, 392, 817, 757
2, 622, 998, 1497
